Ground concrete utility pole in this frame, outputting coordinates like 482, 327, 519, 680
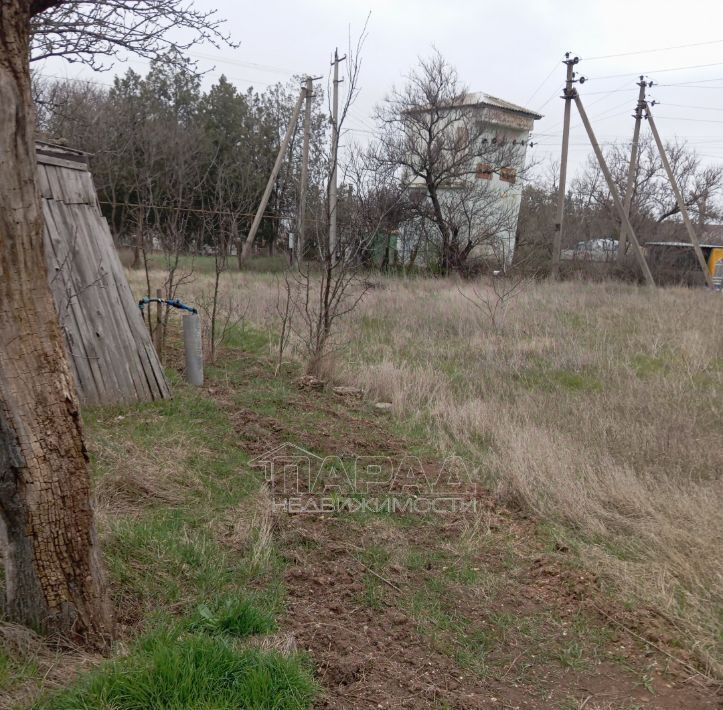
329, 48, 346, 264
154, 287, 163, 361
240, 88, 305, 265
644, 102, 714, 288
573, 93, 656, 287
617, 77, 649, 263
296, 76, 317, 267
551, 53, 577, 279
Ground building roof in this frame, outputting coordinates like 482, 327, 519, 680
646, 241, 722, 249
463, 92, 543, 119
404, 92, 543, 121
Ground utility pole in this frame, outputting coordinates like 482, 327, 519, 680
617, 77, 649, 263
573, 93, 655, 287
329, 48, 346, 264
551, 53, 578, 279
240, 88, 305, 266
296, 76, 321, 267
644, 102, 714, 288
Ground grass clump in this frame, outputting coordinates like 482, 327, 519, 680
104, 509, 233, 615
39, 627, 316, 710
189, 596, 276, 638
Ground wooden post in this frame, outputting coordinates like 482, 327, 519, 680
617, 78, 648, 263
644, 102, 714, 288
154, 287, 163, 362
573, 93, 655, 287
239, 89, 305, 266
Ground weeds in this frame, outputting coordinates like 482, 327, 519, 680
188, 596, 276, 638
127, 268, 723, 672
24, 367, 316, 709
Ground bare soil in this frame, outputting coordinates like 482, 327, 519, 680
213, 359, 721, 710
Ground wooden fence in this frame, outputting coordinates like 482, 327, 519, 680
37, 141, 170, 406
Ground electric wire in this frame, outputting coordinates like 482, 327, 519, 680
584, 38, 723, 61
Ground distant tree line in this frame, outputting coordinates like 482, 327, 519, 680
36, 49, 723, 281
515, 135, 723, 272
34, 52, 330, 265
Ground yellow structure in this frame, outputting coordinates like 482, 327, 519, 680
707, 247, 723, 276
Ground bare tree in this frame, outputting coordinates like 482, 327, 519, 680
277, 24, 385, 376
373, 50, 530, 275
458, 254, 536, 332
569, 136, 723, 250
199, 160, 251, 363
0, 0, 231, 650
30, 1, 233, 70
513, 161, 559, 270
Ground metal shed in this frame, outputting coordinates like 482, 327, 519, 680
37, 141, 170, 406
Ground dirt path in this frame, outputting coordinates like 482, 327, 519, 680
213, 357, 720, 709
278, 511, 716, 709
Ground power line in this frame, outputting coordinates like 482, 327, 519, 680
186, 52, 296, 76
37, 73, 114, 87
658, 82, 723, 89
652, 115, 723, 124
657, 102, 723, 112
536, 85, 562, 112
526, 61, 560, 104
583, 88, 639, 96
36, 67, 281, 90
590, 61, 723, 81
659, 74, 723, 86
541, 79, 633, 134
584, 38, 723, 61
98, 199, 323, 223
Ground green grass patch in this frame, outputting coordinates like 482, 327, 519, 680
222, 323, 271, 354
38, 627, 316, 710
515, 367, 603, 393
558, 311, 587, 330
358, 545, 391, 571
0, 648, 40, 694
105, 509, 233, 613
631, 353, 669, 378
359, 574, 387, 610
189, 596, 276, 638
554, 640, 588, 670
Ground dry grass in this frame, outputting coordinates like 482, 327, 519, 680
216, 487, 276, 576
0, 623, 100, 710
92, 432, 203, 519
128, 267, 722, 673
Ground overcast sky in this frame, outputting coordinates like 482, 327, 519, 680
40, 0, 723, 176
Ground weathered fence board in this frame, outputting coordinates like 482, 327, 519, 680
37, 141, 170, 406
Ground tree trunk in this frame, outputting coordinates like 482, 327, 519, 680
380, 232, 391, 272
426, 178, 451, 275
131, 207, 142, 269
0, 2, 112, 650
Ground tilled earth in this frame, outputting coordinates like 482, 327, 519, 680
210, 358, 721, 709
277, 512, 718, 709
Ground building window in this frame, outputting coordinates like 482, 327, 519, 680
476, 163, 493, 180
500, 167, 516, 184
